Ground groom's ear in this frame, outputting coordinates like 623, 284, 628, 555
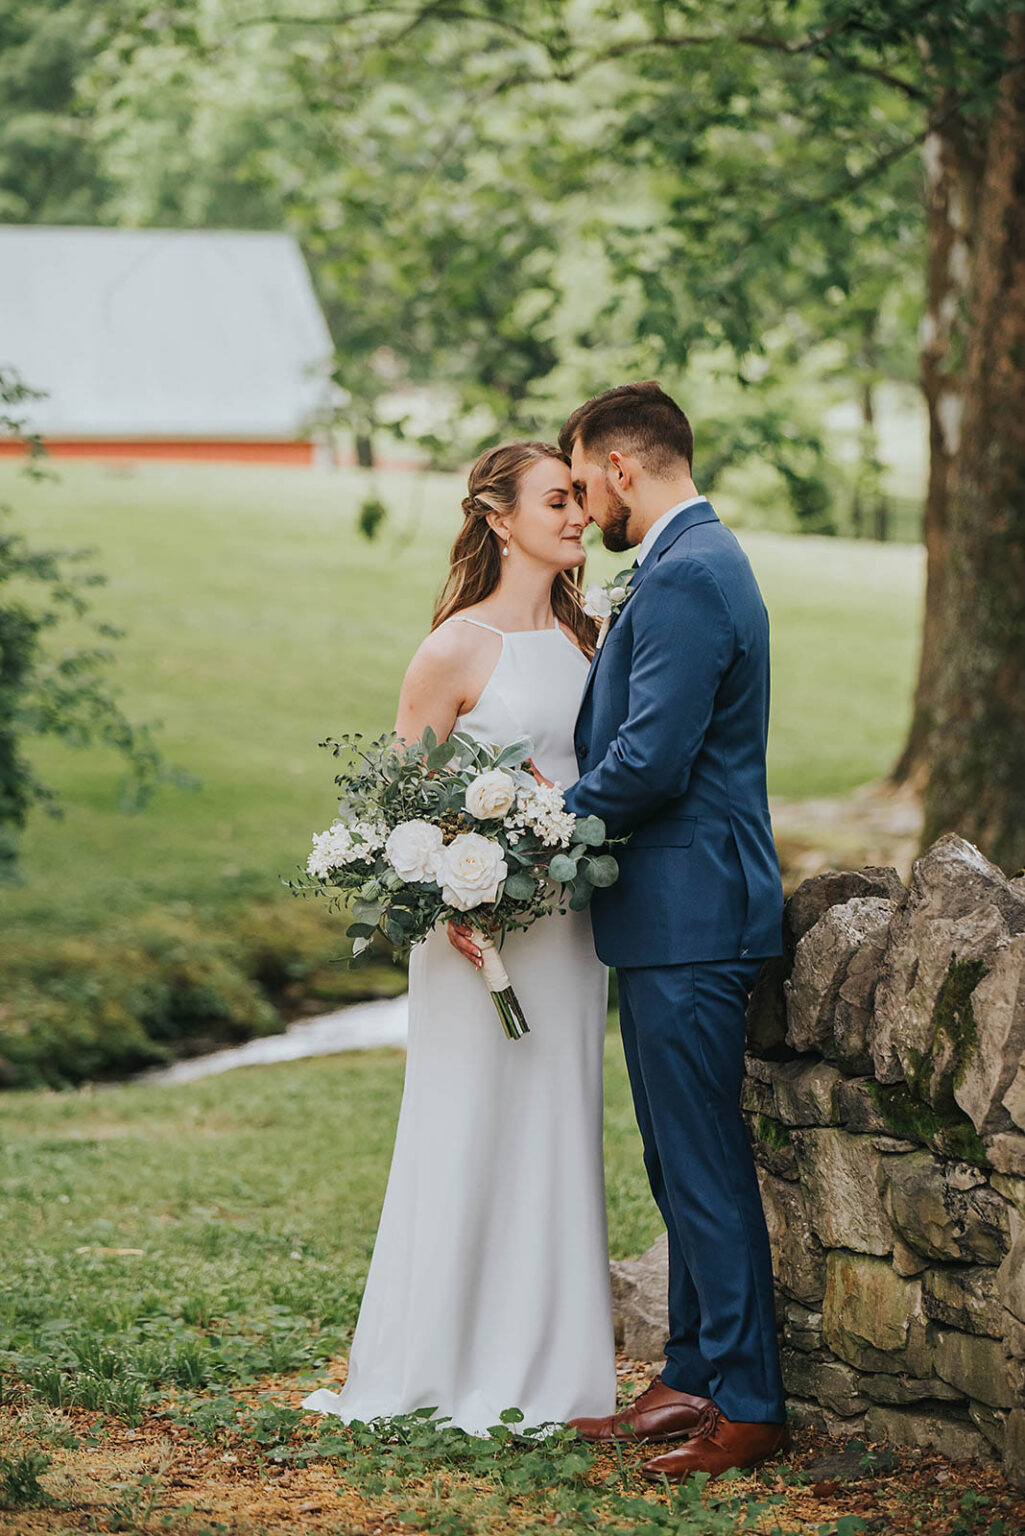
608, 450, 630, 488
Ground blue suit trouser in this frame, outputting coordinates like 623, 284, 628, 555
616, 958, 786, 1423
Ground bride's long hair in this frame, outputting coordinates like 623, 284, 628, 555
431, 441, 598, 659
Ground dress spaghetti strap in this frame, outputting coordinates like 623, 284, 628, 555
442, 615, 505, 636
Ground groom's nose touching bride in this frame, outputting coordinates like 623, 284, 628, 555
559, 380, 791, 1483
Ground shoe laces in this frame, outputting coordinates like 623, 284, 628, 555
695, 1402, 725, 1444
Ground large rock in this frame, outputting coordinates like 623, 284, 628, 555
986, 1133, 1025, 1177
822, 1251, 927, 1374
864, 1404, 990, 1462
883, 1150, 1012, 1265
954, 934, 1025, 1136
836, 1076, 891, 1134
969, 1401, 1008, 1452
780, 1350, 869, 1417
757, 1166, 827, 1304
997, 1230, 1025, 1324
609, 1234, 668, 1362
783, 1300, 823, 1354
932, 1328, 1016, 1409
768, 1059, 845, 1127
856, 1370, 963, 1406
745, 955, 788, 1056
786, 897, 897, 1063
921, 1265, 1006, 1338
871, 836, 1025, 1108
793, 1129, 892, 1255
784, 865, 906, 952
1006, 1409, 1025, 1489
747, 1109, 800, 1180
1005, 1062, 1025, 1134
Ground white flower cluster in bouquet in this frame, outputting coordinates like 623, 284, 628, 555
506, 781, 577, 847
307, 819, 386, 879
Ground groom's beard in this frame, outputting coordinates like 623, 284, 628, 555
599, 482, 634, 553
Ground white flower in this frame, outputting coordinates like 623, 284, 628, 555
307, 819, 385, 879
385, 819, 444, 882
608, 585, 628, 602
464, 768, 517, 820
431, 832, 508, 911
583, 582, 613, 620
507, 782, 576, 848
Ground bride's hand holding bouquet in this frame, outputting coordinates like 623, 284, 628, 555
289, 726, 621, 1040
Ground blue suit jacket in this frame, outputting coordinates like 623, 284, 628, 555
562, 500, 784, 968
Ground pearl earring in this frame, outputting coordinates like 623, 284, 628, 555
502, 536, 510, 557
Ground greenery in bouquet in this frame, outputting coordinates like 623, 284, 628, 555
286, 727, 621, 1038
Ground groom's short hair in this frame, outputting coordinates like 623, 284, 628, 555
559, 380, 694, 478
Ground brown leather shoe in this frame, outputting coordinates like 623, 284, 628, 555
640, 1402, 791, 1481
569, 1375, 713, 1444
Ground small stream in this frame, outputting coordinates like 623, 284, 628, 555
138, 993, 409, 1085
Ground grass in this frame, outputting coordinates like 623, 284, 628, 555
2, 457, 924, 946
3, 1042, 1023, 1535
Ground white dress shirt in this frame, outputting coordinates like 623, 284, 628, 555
635, 494, 708, 566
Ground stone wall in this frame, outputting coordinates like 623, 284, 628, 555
611, 834, 1025, 1489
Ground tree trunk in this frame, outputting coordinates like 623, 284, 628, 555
355, 431, 375, 468
920, 17, 1025, 873
891, 102, 986, 786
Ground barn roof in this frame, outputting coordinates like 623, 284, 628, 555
0, 226, 335, 439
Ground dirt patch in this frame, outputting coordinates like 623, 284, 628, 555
3, 1358, 1023, 1536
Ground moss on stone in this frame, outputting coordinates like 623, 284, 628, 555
933, 953, 985, 1090
866, 1080, 988, 1167
756, 1114, 793, 1150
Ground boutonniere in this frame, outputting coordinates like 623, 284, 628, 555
583, 568, 637, 649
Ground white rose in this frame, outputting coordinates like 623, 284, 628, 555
464, 768, 516, 820
583, 582, 613, 620
385, 819, 444, 882
431, 832, 508, 911
608, 585, 627, 602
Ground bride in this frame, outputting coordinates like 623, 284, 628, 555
301, 440, 617, 1435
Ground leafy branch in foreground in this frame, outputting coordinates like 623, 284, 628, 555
0, 367, 196, 881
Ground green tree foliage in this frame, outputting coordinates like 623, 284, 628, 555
0, 371, 186, 878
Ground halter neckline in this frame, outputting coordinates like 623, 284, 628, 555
445, 614, 560, 636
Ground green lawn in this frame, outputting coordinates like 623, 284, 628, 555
2, 459, 924, 943
0, 1037, 657, 1406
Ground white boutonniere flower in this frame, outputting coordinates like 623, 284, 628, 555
583, 568, 637, 649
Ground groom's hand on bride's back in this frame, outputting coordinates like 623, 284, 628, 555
526, 758, 553, 788
448, 920, 483, 968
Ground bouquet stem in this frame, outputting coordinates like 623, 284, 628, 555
477, 932, 530, 1041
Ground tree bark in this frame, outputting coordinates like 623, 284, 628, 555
355, 431, 375, 468
891, 101, 985, 785
920, 18, 1025, 873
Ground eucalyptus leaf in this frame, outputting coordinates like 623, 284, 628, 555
584, 853, 619, 888
549, 852, 579, 882
421, 724, 437, 753
351, 899, 382, 924
569, 880, 593, 911
427, 742, 454, 771
493, 737, 534, 769
502, 871, 537, 901
572, 816, 606, 846
346, 922, 376, 938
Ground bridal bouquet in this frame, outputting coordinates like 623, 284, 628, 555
287, 728, 620, 1040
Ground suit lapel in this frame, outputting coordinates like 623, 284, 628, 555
577, 499, 719, 718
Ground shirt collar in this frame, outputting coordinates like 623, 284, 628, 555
635, 495, 707, 566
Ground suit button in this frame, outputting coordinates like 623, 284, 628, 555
578, 743, 588, 758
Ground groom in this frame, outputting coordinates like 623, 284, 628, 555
559, 381, 789, 1482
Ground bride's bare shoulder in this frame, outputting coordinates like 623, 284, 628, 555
402, 615, 498, 688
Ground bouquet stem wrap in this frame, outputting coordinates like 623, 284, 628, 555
477, 933, 530, 1041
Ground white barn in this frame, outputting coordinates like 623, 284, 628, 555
0, 226, 336, 464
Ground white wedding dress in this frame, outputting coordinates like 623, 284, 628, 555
301, 614, 617, 1435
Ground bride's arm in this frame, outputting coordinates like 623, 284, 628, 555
392, 625, 487, 972
392, 625, 472, 746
